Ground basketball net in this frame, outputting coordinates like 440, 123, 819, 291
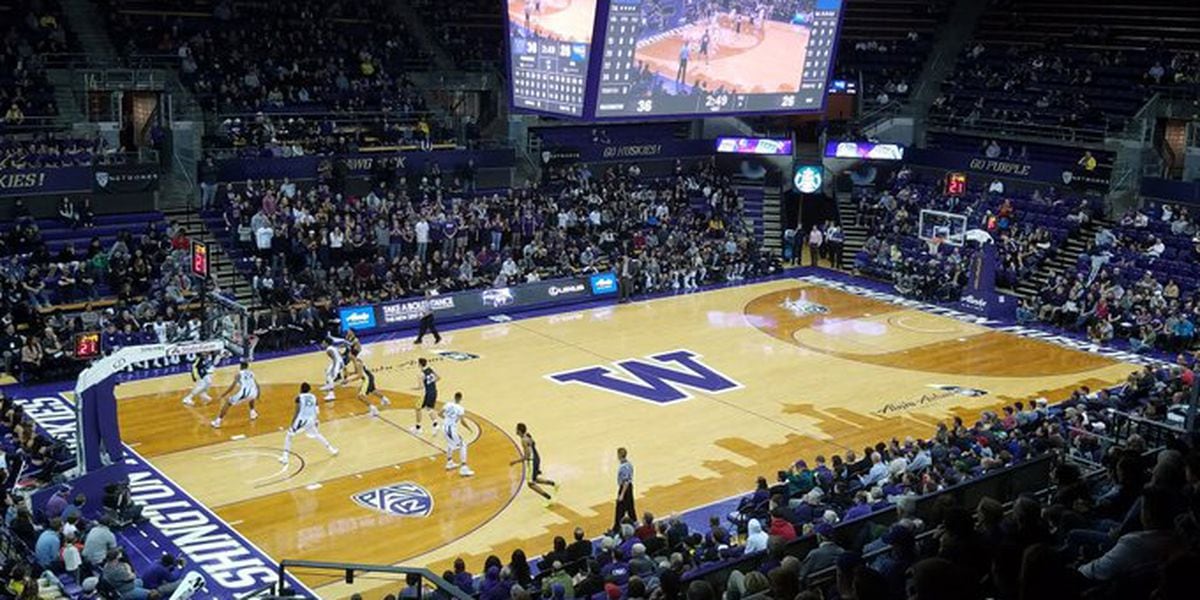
927, 236, 944, 255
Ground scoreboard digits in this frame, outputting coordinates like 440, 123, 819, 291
591, 0, 844, 118
505, 0, 599, 117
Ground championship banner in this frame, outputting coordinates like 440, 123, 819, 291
92, 163, 160, 194
0, 166, 91, 197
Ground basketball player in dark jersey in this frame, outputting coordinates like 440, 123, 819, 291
355, 358, 391, 417
699, 29, 711, 65
328, 329, 362, 385
411, 357, 440, 434
510, 422, 558, 506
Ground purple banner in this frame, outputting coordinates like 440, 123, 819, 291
902, 148, 1105, 187
217, 148, 515, 182
1141, 177, 1200, 205
541, 139, 714, 165
954, 244, 1016, 320
0, 166, 91, 197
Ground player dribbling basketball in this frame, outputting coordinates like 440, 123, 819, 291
280, 382, 338, 465
411, 358, 440, 434
356, 358, 392, 417
442, 392, 473, 477
510, 422, 558, 506
181, 353, 215, 406
210, 361, 259, 428
319, 339, 343, 401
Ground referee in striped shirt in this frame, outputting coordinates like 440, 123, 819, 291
414, 289, 442, 344
613, 447, 636, 531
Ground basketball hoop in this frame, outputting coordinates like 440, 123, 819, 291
927, 236, 944, 255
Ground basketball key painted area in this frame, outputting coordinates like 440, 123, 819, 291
112, 278, 1138, 597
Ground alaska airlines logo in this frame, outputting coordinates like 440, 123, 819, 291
927, 384, 989, 397
780, 293, 829, 316
873, 385, 989, 416
549, 350, 740, 405
352, 483, 434, 517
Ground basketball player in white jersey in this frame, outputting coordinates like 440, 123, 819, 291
319, 339, 344, 401
326, 330, 362, 386
181, 353, 215, 406
442, 392, 472, 476
280, 382, 338, 465
210, 361, 259, 428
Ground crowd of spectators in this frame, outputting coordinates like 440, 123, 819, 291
417, 374, 1198, 600
0, 0, 70, 128
931, 24, 1200, 139
208, 159, 777, 319
0, 135, 108, 169
408, 0, 502, 69
209, 111, 458, 158
0, 204, 215, 382
851, 166, 1089, 298
0, 391, 196, 597
1023, 201, 1200, 354
101, 0, 429, 114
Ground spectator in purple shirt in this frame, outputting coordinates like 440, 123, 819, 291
44, 487, 70, 520
142, 553, 184, 590
843, 491, 873, 521
452, 558, 473, 592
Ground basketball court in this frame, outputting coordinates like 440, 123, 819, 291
508, 0, 597, 42
111, 276, 1138, 598
636, 19, 811, 93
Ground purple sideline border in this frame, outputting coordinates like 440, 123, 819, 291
0, 267, 1172, 594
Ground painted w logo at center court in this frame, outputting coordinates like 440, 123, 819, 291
549, 350, 740, 405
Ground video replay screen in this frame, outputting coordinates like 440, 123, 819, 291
506, 0, 600, 117
593, 0, 843, 118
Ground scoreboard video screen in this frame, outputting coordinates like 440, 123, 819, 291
506, 0, 600, 117
592, 0, 843, 118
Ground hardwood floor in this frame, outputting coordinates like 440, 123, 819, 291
114, 279, 1138, 598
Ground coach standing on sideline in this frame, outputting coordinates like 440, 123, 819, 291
414, 289, 442, 344
613, 447, 636, 531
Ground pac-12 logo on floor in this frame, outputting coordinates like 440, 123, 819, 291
352, 483, 434, 517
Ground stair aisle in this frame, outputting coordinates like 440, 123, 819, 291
836, 192, 869, 271
1011, 218, 1111, 300
163, 209, 259, 312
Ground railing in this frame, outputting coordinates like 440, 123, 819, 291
245, 560, 475, 600
81, 68, 167, 91
1103, 407, 1192, 449
682, 454, 1055, 592
0, 116, 72, 134
926, 113, 1111, 146
41, 52, 182, 70
857, 99, 906, 134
